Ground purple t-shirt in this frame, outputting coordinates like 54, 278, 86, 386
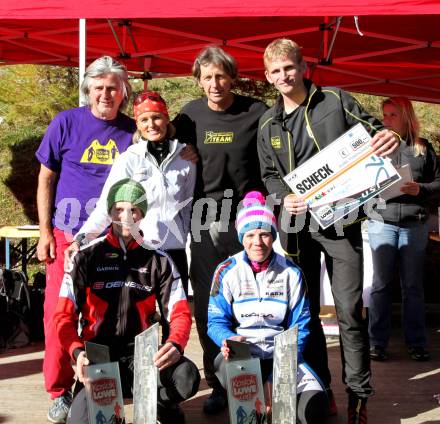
36, 107, 135, 235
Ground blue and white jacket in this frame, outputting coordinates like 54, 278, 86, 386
207, 251, 310, 360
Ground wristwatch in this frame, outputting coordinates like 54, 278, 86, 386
73, 232, 87, 247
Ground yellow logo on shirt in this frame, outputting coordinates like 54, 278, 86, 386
80, 139, 120, 164
271, 136, 281, 149
204, 131, 234, 144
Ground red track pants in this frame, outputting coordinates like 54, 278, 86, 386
43, 228, 75, 399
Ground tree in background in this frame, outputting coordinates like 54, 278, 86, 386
0, 65, 78, 225
0, 65, 78, 133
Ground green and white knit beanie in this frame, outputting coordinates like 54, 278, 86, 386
107, 178, 148, 217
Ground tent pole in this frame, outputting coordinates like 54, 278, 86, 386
108, 19, 126, 57
143, 57, 152, 90
79, 18, 86, 106
325, 17, 342, 63
323, 16, 329, 60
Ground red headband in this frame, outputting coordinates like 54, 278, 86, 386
133, 91, 169, 120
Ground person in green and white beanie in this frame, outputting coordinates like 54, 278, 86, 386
105, 178, 148, 245
54, 177, 200, 424
106, 178, 148, 216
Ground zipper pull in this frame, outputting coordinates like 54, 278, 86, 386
119, 236, 128, 261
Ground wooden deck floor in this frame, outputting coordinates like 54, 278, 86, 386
1, 310, 439, 423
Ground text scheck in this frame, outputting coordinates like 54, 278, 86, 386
296, 164, 335, 194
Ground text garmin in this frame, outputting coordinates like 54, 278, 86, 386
96, 266, 119, 272
295, 164, 335, 194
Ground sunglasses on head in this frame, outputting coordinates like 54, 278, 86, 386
134, 92, 166, 105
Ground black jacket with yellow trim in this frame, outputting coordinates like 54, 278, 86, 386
257, 79, 384, 202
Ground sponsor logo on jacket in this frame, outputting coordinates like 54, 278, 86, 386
265, 291, 284, 298
240, 312, 274, 319
267, 279, 284, 288
131, 267, 149, 273
97, 266, 119, 272
93, 280, 152, 292
204, 131, 234, 144
271, 136, 281, 149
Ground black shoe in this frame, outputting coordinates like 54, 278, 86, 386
157, 403, 185, 424
408, 346, 430, 361
203, 387, 227, 415
370, 346, 389, 361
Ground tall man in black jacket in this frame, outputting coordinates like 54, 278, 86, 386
174, 46, 267, 414
257, 38, 398, 424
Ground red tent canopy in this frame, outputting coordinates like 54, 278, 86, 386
1, 1, 440, 103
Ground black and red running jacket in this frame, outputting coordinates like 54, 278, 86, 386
53, 229, 191, 360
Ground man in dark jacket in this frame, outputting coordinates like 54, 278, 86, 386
174, 46, 267, 414
53, 179, 200, 424
258, 38, 398, 424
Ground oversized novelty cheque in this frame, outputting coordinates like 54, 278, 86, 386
283, 123, 400, 229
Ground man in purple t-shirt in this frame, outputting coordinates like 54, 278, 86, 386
35, 56, 135, 424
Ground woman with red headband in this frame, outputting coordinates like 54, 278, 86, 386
70, 91, 196, 297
